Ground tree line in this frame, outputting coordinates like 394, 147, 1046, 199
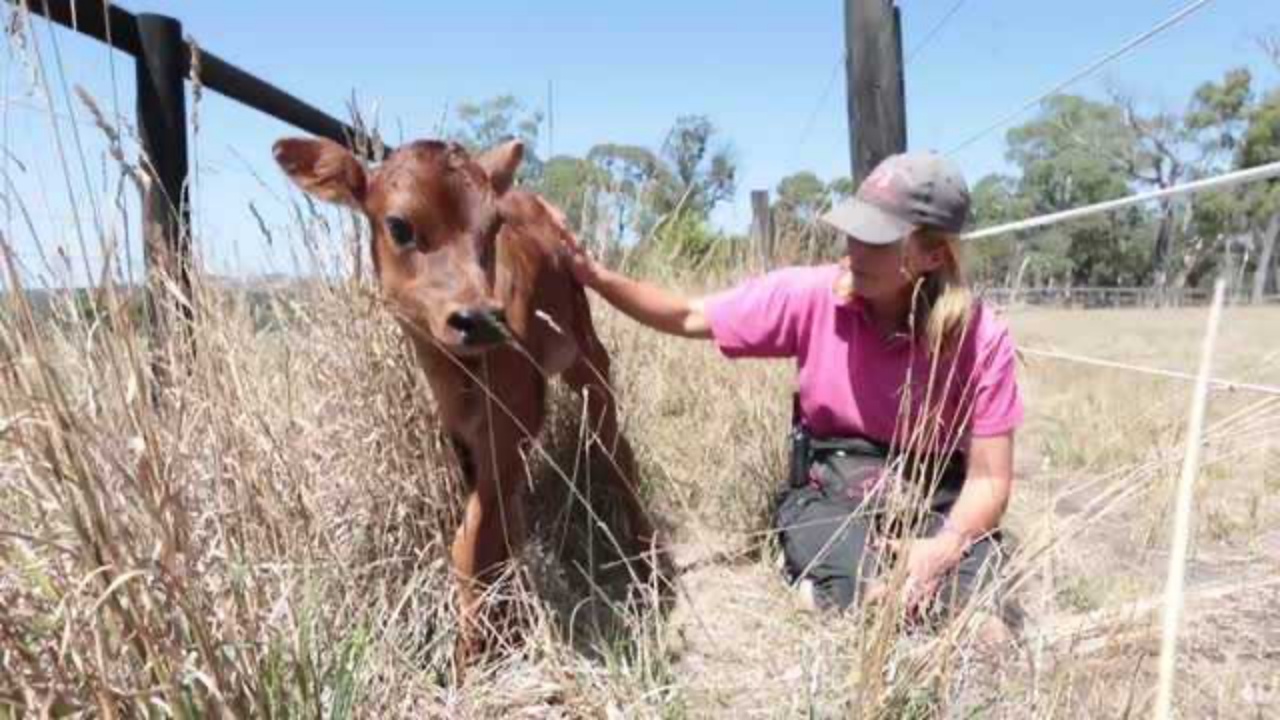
446, 46, 1279, 299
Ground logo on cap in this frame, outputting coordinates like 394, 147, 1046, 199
860, 163, 904, 206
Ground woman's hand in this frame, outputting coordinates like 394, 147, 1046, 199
562, 234, 605, 288
878, 532, 967, 612
869, 434, 1013, 613
537, 195, 606, 288
535, 195, 710, 338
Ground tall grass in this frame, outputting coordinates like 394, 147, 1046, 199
4, 13, 1280, 713
5, 193, 1280, 718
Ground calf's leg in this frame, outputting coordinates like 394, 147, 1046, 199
448, 366, 544, 675
560, 335, 664, 575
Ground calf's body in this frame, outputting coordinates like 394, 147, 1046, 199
273, 138, 658, 672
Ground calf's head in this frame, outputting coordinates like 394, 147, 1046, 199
273, 137, 524, 353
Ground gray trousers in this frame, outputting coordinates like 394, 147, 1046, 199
773, 480, 1004, 615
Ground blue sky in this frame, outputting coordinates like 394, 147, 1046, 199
2, 0, 1277, 285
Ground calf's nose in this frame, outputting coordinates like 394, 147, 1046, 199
447, 307, 509, 347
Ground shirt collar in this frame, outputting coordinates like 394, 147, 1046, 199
838, 293, 914, 346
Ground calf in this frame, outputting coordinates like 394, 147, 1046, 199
273, 137, 661, 671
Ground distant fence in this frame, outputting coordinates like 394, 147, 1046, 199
8, 0, 390, 379
982, 285, 1280, 309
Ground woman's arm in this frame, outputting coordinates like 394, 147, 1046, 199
941, 432, 1015, 544
891, 432, 1015, 609
563, 238, 712, 339
589, 267, 711, 339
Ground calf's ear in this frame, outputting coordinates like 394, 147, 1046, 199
476, 139, 524, 196
272, 137, 367, 208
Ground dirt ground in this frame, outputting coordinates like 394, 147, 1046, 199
653, 304, 1280, 718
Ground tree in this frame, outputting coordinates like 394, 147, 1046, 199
1004, 95, 1144, 287
769, 171, 840, 263
452, 94, 545, 181
1239, 53, 1280, 301
453, 94, 542, 150
1111, 89, 1195, 291
775, 171, 829, 223
968, 174, 1034, 287
1112, 69, 1256, 292
993, 72, 1279, 299
654, 115, 737, 220
827, 177, 854, 202
536, 156, 604, 234
585, 143, 674, 243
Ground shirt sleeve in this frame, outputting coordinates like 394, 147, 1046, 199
969, 324, 1025, 437
703, 267, 815, 359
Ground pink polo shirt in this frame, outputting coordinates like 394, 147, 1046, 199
704, 265, 1022, 451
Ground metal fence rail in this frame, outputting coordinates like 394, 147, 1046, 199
8, 0, 390, 383
18, 0, 374, 146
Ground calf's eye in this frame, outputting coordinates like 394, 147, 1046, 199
385, 216, 415, 248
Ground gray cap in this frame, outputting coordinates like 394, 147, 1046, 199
820, 152, 971, 244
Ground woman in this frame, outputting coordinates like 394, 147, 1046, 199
563, 152, 1022, 635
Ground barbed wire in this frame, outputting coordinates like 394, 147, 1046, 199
787, 53, 846, 168
1019, 346, 1280, 398
946, 0, 1216, 156
904, 0, 968, 66
963, 160, 1280, 241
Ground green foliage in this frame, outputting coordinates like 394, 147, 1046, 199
775, 170, 828, 223
1005, 96, 1132, 214
452, 94, 545, 182
442, 64, 1280, 294
650, 211, 725, 268
979, 63, 1280, 294
538, 116, 739, 247
1241, 87, 1280, 168
1187, 68, 1253, 150
999, 95, 1141, 286
968, 174, 1033, 286
586, 142, 675, 240
761, 170, 850, 264
654, 115, 737, 220
453, 94, 543, 151
537, 155, 604, 232
827, 176, 854, 201
444, 99, 741, 251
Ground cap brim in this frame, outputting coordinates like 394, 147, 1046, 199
819, 198, 915, 245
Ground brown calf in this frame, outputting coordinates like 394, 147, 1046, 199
273, 137, 661, 670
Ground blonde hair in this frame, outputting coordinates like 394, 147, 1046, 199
831, 228, 973, 355
910, 227, 972, 356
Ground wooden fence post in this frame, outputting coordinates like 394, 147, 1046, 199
892, 4, 906, 152
10, 2, 394, 384
750, 190, 773, 267
845, 0, 907, 186
135, 13, 191, 380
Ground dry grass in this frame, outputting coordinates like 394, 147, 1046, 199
3, 254, 1277, 717
2, 17, 1278, 711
